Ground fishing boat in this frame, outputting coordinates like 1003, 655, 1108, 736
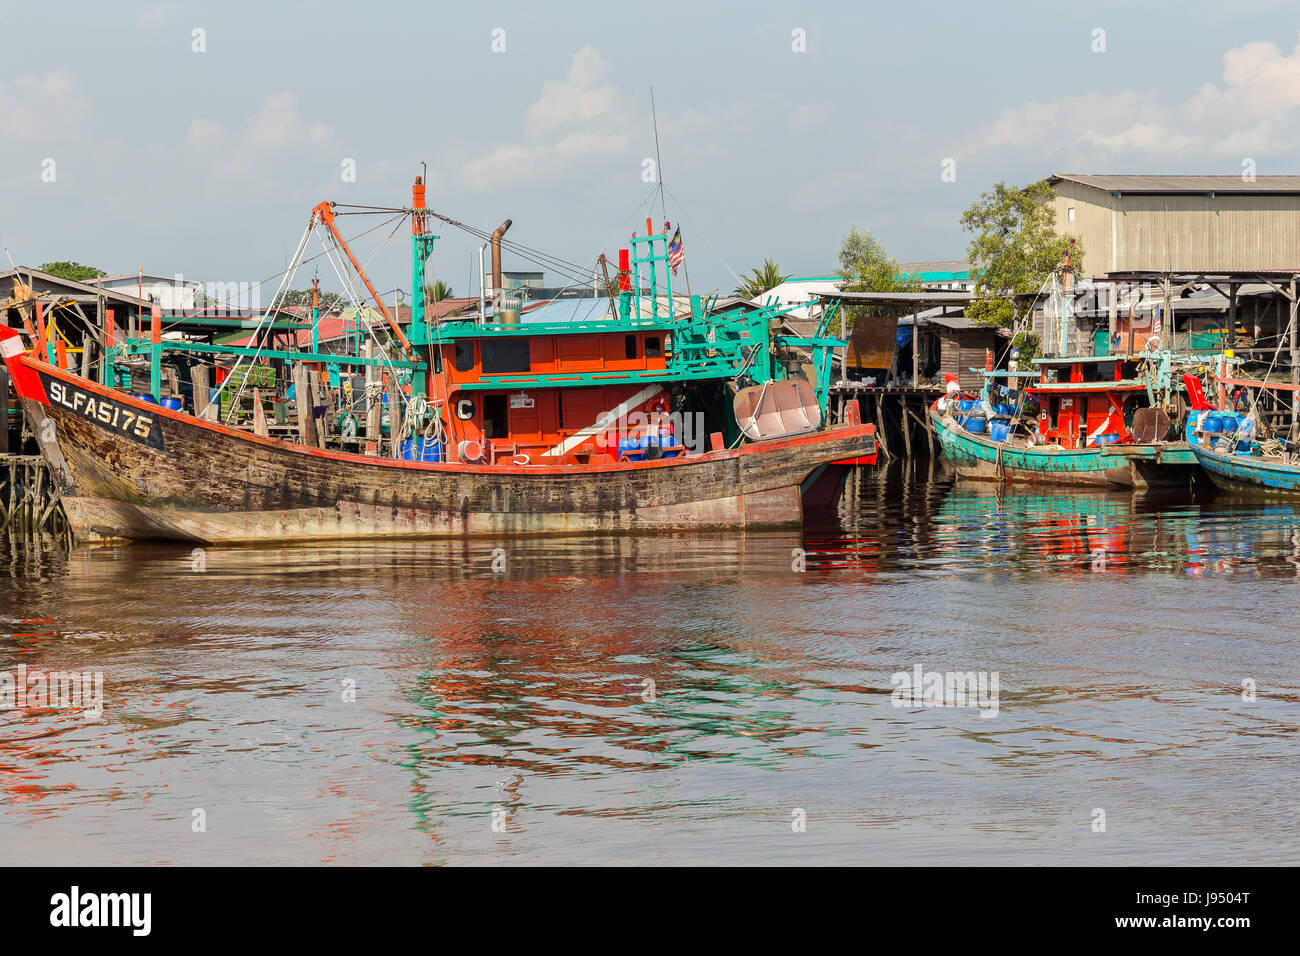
930, 352, 1198, 488
1185, 368, 1300, 495
0, 177, 875, 544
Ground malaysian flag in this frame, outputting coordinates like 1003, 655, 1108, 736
668, 225, 684, 275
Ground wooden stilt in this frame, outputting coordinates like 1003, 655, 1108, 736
191, 365, 211, 419
873, 392, 892, 461
900, 394, 913, 459
292, 364, 318, 447
251, 388, 270, 438
387, 375, 404, 458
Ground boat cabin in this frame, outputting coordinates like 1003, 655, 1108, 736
429, 322, 680, 465
1028, 356, 1149, 449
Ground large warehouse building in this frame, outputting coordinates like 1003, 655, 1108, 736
1046, 174, 1300, 274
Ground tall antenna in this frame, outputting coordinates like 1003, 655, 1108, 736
650, 87, 667, 224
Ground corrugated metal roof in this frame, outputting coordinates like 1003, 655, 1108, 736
1050, 174, 1300, 193
815, 290, 973, 304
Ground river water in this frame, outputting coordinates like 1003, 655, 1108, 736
1, 462, 1296, 865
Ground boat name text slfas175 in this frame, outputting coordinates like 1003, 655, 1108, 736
43, 376, 166, 450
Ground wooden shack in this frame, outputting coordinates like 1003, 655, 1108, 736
925, 315, 1004, 391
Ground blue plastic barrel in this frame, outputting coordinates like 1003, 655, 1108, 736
990, 422, 1011, 443
133, 393, 156, 404
161, 397, 183, 411
993, 403, 1014, 417
965, 416, 988, 435
957, 399, 977, 412
399, 438, 443, 462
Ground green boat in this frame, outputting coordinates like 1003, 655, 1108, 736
930, 353, 1198, 489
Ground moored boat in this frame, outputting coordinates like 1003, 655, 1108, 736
930, 353, 1196, 489
1185, 389, 1300, 496
0, 177, 875, 543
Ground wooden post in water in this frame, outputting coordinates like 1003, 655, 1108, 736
191, 366, 211, 419
308, 370, 327, 449
900, 394, 913, 458
873, 392, 891, 461
292, 364, 318, 447
251, 388, 270, 438
387, 374, 404, 458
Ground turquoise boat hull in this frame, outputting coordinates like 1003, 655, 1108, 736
1187, 423, 1300, 495
931, 408, 1197, 488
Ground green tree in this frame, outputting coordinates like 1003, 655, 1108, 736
960, 180, 1082, 330
278, 288, 347, 312
734, 258, 788, 299
836, 226, 916, 294
425, 280, 454, 302
39, 261, 105, 282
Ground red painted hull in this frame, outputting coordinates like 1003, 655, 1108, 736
5, 348, 876, 544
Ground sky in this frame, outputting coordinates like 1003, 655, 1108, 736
3, 0, 1300, 304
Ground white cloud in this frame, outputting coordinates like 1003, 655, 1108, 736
460, 48, 632, 190
791, 104, 831, 128
460, 131, 629, 191
0, 71, 90, 143
966, 32, 1300, 161
185, 92, 334, 180
525, 47, 622, 136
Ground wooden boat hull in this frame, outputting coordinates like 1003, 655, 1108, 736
1187, 432, 1300, 496
930, 407, 1191, 488
12, 358, 876, 544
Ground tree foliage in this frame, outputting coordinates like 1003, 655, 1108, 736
425, 280, 454, 302
278, 288, 347, 312
836, 226, 916, 294
960, 180, 1082, 330
39, 261, 105, 282
734, 258, 788, 300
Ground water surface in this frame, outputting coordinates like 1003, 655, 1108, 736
1, 463, 1296, 864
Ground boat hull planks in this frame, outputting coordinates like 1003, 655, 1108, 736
1188, 439, 1300, 496
20, 363, 875, 544
930, 408, 1194, 488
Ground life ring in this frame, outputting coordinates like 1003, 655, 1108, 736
647, 395, 669, 418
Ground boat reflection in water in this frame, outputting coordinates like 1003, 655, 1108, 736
805, 460, 1300, 578
2, 464, 1297, 865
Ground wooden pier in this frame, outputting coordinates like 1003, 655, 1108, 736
831, 384, 940, 461
1, 454, 69, 539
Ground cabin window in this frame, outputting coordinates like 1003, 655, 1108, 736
645, 336, 662, 358
483, 394, 509, 439
625, 334, 638, 359
454, 340, 475, 372
481, 338, 532, 374
1067, 207, 1076, 222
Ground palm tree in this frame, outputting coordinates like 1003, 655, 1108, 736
733, 259, 788, 300
425, 280, 454, 302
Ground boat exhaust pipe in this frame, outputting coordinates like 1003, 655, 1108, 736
491, 219, 512, 321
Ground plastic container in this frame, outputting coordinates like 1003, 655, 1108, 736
993, 403, 1014, 417
964, 416, 988, 435
161, 397, 183, 411
957, 399, 978, 412
399, 438, 443, 462
133, 393, 156, 404
1094, 433, 1119, 446
989, 422, 1012, 443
